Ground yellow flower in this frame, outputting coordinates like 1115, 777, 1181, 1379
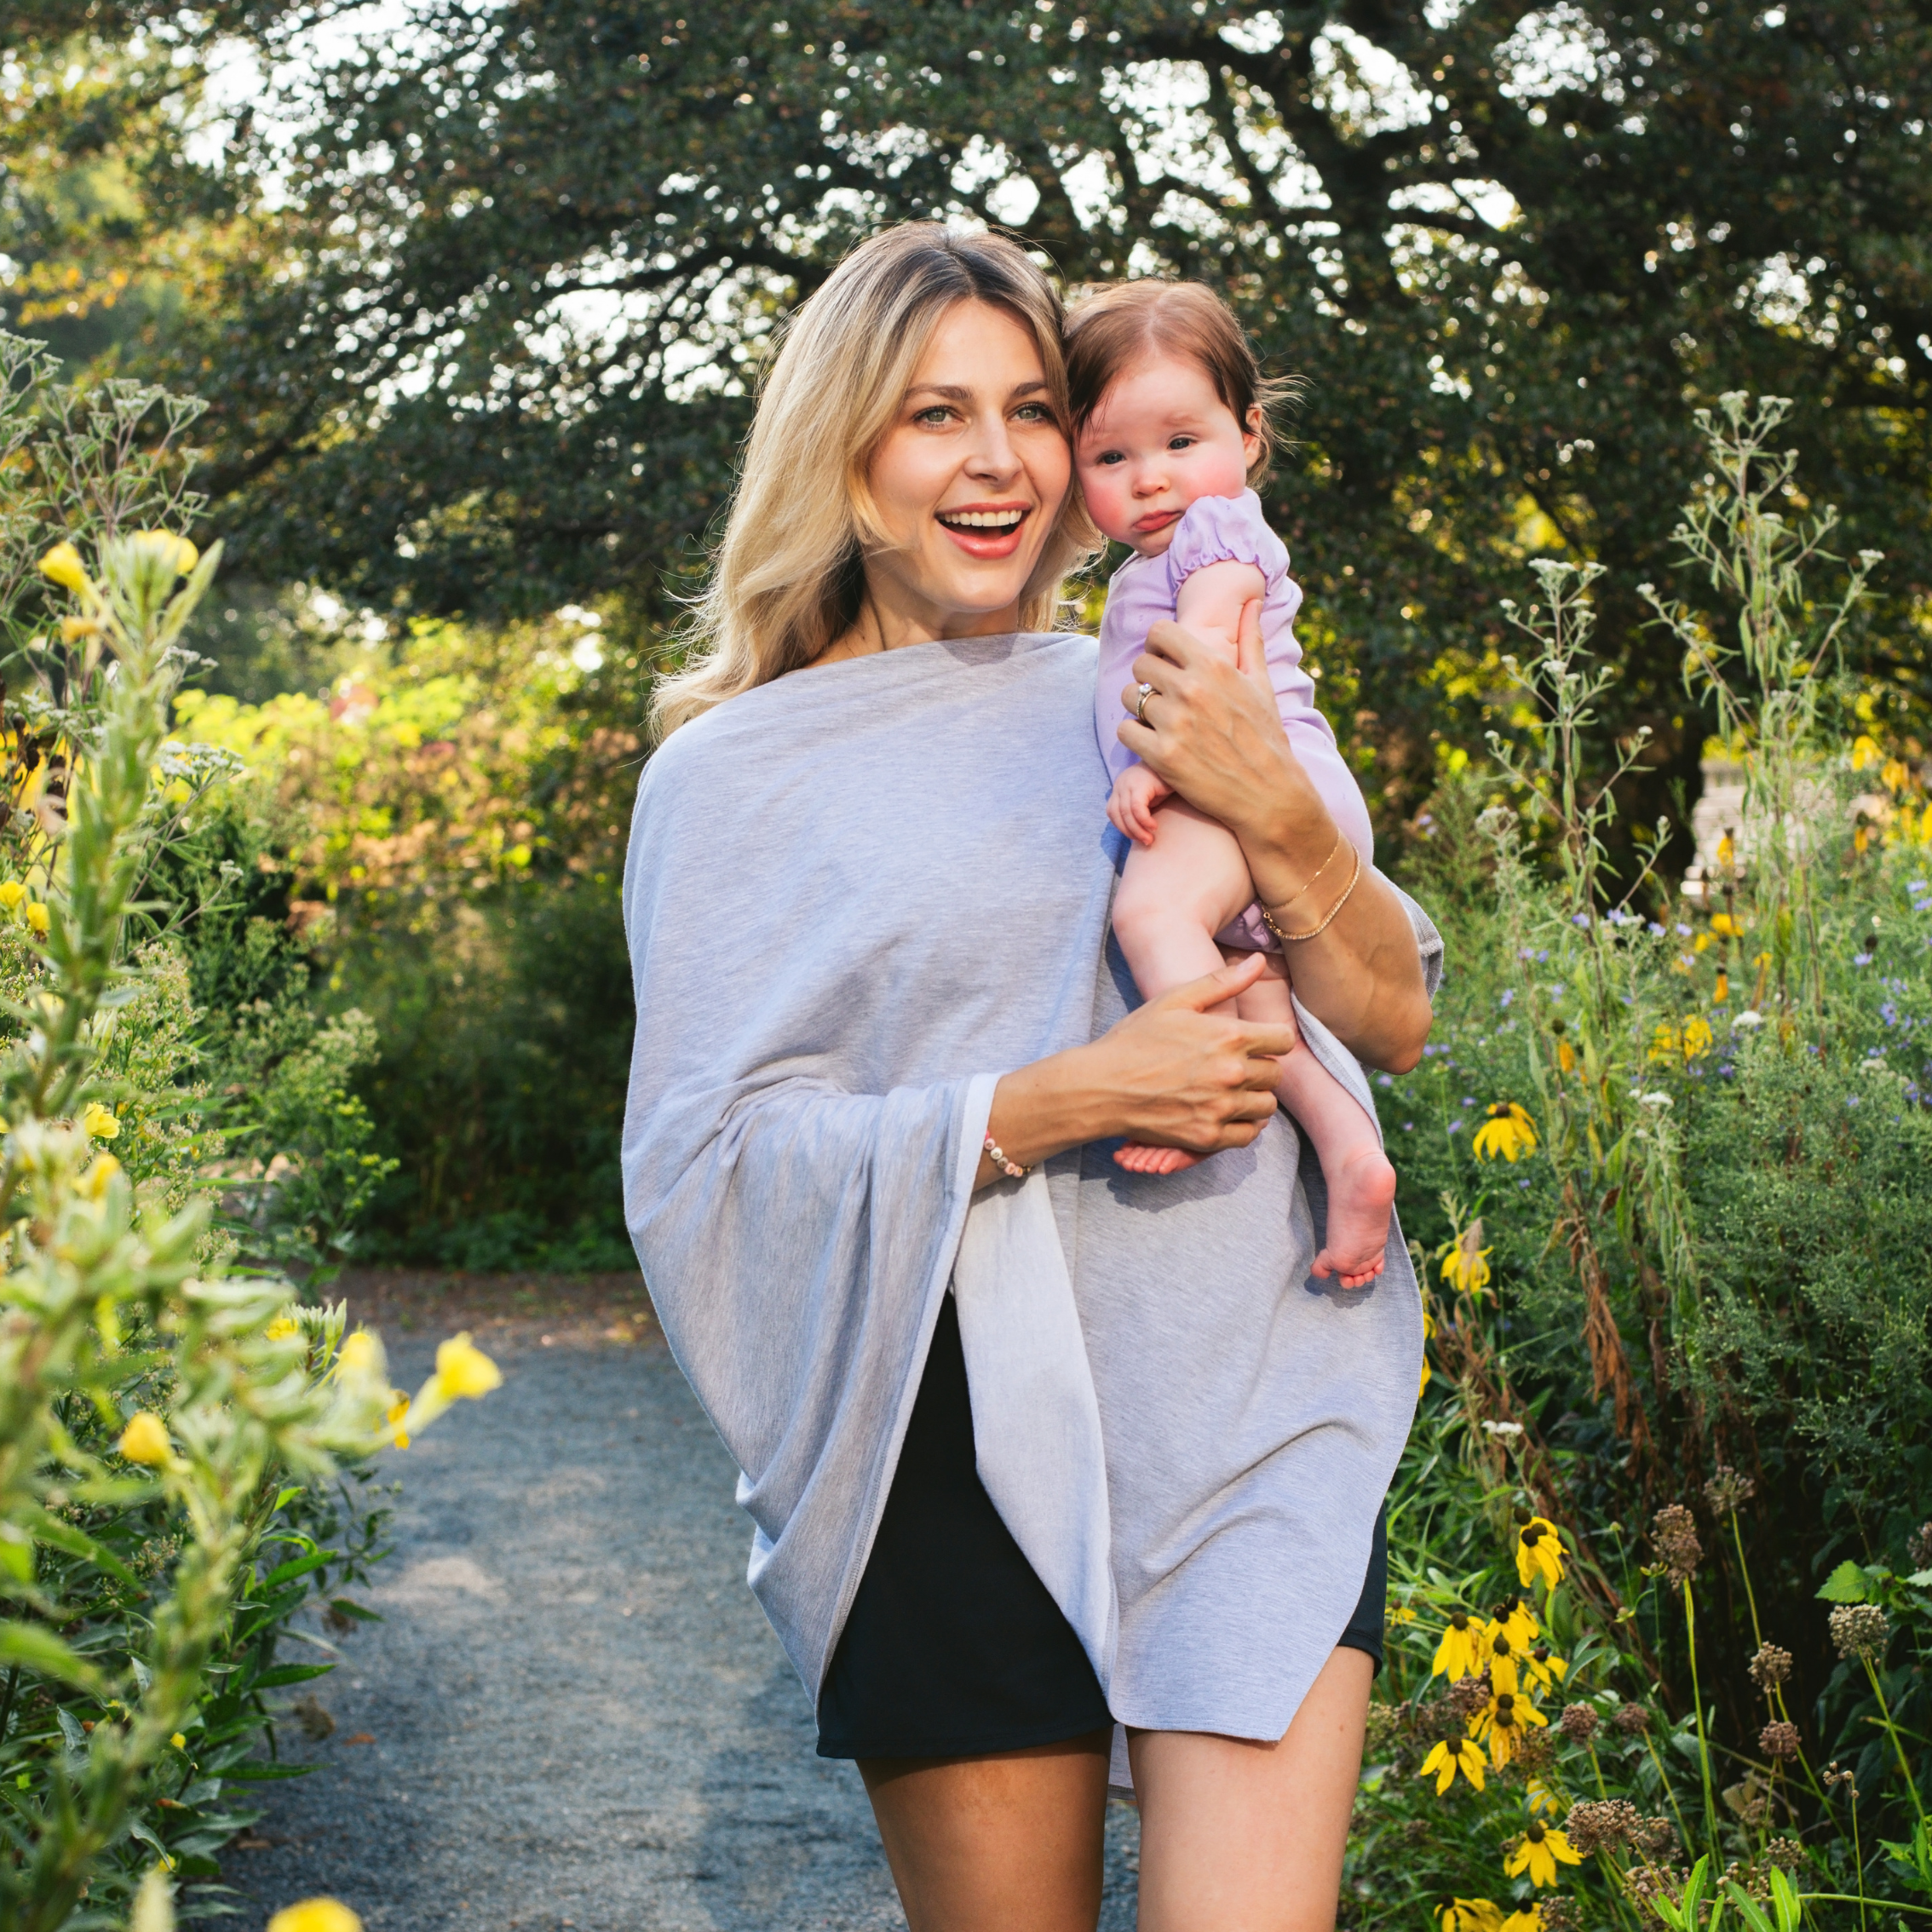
1525, 1774, 1561, 1816
81, 1101, 120, 1140
25, 902, 49, 934
1490, 1594, 1540, 1648
1522, 1642, 1569, 1693
1420, 1729, 1488, 1796
59, 614, 98, 643
388, 1393, 412, 1451
433, 1332, 503, 1400
1433, 1610, 1486, 1681
1713, 970, 1728, 1004
1481, 1622, 1524, 1697
1648, 1017, 1712, 1062
1710, 912, 1745, 938
171, 1732, 188, 1751
1852, 734, 1882, 772
130, 530, 199, 576
267, 1903, 364, 1932
1716, 832, 1736, 868
1555, 1038, 1576, 1074
1515, 1516, 1566, 1590
1439, 1220, 1492, 1297
1883, 756, 1912, 794
118, 1412, 171, 1465
38, 542, 88, 594
1473, 1103, 1538, 1162
265, 1315, 301, 1342
1505, 1820, 1584, 1887
0, 881, 24, 911
79, 1153, 122, 1199
1437, 1899, 1504, 1932
1473, 1690, 1548, 1768
1420, 1305, 1434, 1397
1502, 1911, 1546, 1932
337, 1330, 378, 1372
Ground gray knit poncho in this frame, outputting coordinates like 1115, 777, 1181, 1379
621, 630, 1436, 1751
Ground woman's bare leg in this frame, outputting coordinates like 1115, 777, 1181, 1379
1130, 1646, 1374, 1932
859, 1729, 1113, 1932
1111, 800, 1263, 1174
1233, 961, 1394, 1286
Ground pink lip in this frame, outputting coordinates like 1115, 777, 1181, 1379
935, 503, 1033, 561
1132, 509, 1182, 536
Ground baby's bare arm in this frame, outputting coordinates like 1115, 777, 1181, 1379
1175, 558, 1268, 655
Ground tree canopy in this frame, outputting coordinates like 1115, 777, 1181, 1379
9, 0, 1929, 811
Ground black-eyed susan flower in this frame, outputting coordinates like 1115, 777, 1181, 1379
1438, 1221, 1492, 1297
1525, 1774, 1561, 1816
1436, 1900, 1503, 1932
1648, 1017, 1713, 1062
1473, 1102, 1538, 1162
1501, 1910, 1546, 1932
1473, 1690, 1548, 1768
1482, 1624, 1525, 1698
1434, 1610, 1486, 1681
1505, 1820, 1584, 1887
1421, 1728, 1488, 1795
1490, 1594, 1539, 1648
1515, 1516, 1566, 1590
1523, 1642, 1569, 1693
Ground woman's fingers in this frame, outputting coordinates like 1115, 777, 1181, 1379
1150, 953, 1268, 1015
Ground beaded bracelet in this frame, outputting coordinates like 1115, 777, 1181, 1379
983, 1133, 1032, 1180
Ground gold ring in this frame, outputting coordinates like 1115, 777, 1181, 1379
1133, 681, 1157, 725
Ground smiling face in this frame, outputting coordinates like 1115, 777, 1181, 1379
1074, 351, 1262, 558
841, 299, 1072, 656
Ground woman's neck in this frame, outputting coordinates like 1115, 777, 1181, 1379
814, 590, 1026, 668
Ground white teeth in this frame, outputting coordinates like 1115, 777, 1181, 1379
940, 509, 1025, 529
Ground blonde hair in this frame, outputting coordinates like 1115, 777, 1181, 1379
1064, 279, 1300, 489
651, 224, 1098, 740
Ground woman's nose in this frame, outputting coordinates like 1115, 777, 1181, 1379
963, 415, 1022, 480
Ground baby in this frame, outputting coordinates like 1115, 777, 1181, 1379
1065, 279, 1395, 1287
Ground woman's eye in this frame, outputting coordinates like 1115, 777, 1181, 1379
914, 406, 955, 427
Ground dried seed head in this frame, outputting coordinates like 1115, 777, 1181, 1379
1908, 1521, 1932, 1573
1637, 1815, 1680, 1859
1444, 1669, 1494, 1723
1765, 1837, 1804, 1872
1704, 1464, 1756, 1515
1830, 1603, 1891, 1662
1557, 1702, 1601, 1743
1652, 1503, 1703, 1585
1749, 1642, 1793, 1691
1613, 1700, 1652, 1734
1538, 1900, 1578, 1932
1565, 1798, 1642, 1856
1759, 1721, 1800, 1761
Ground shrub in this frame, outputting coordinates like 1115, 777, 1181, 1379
1360, 399, 1931, 1925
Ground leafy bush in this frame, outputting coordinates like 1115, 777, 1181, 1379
1357, 400, 1931, 1926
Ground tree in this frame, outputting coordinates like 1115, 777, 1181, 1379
15, 1, 1932, 816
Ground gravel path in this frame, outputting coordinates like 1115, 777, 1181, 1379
235, 1325, 1142, 1930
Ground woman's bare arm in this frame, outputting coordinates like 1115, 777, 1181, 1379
972, 954, 1294, 1190
1115, 607, 1433, 1072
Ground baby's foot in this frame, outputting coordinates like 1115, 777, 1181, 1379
1113, 1141, 1204, 1176
1310, 1142, 1399, 1288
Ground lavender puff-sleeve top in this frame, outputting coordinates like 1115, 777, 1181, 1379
1095, 491, 1373, 949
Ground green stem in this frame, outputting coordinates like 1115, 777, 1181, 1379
1728, 1514, 1763, 1651
1589, 1739, 1609, 1799
1644, 1729, 1694, 1853
1851, 1799, 1868, 1932
1684, 1578, 1719, 1852
1799, 1900, 1932, 1923
1862, 1654, 1929, 1824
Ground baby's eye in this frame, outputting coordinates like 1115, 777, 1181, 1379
1167, 434, 1197, 451
1090, 450, 1125, 466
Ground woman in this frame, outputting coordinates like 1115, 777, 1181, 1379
622, 225, 1437, 1932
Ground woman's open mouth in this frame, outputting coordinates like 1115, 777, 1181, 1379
935, 503, 1032, 559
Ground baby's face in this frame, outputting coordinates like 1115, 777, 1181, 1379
1074, 354, 1261, 556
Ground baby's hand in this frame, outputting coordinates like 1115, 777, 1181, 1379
1107, 762, 1172, 847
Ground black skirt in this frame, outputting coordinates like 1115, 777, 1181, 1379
816, 1293, 1389, 1761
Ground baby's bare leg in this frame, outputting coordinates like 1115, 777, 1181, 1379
1112, 801, 1258, 1175
1236, 957, 1396, 1288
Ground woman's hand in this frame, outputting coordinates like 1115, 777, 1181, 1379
976, 954, 1293, 1188
1115, 605, 1434, 1072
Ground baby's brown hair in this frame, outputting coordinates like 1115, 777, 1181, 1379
1064, 279, 1298, 488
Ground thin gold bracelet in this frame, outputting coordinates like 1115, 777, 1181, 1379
1259, 844, 1363, 943
1267, 831, 1345, 917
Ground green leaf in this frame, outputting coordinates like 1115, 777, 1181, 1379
261, 1549, 329, 1590
217, 1762, 317, 1781
1816, 1559, 1869, 1602
1768, 1869, 1803, 1932
0, 1620, 101, 1690
325, 1597, 382, 1624
244, 1663, 333, 1690
1723, 1879, 1776, 1932
26, 1512, 139, 1588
